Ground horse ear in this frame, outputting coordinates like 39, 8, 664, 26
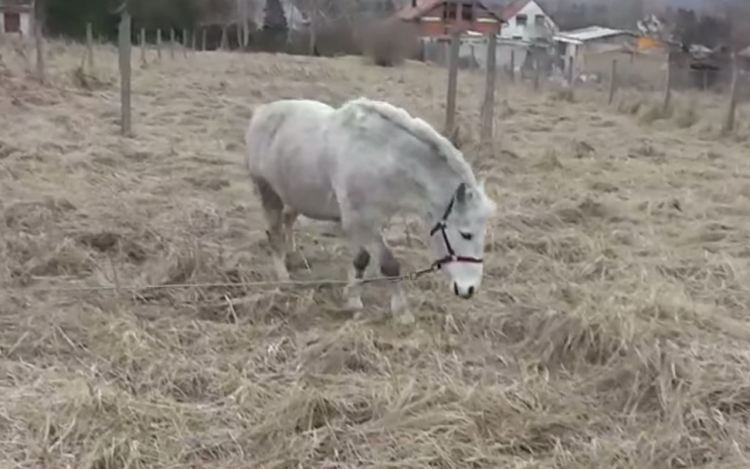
455, 182, 467, 205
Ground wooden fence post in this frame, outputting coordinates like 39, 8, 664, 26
220, 26, 228, 50
169, 28, 175, 58
86, 22, 94, 70
533, 54, 540, 91
202, 28, 207, 51
33, 0, 45, 84
608, 59, 617, 105
156, 29, 162, 59
509, 49, 515, 82
480, 32, 497, 143
182, 28, 188, 57
444, 31, 460, 137
662, 52, 672, 115
567, 56, 574, 85
722, 53, 739, 135
118, 8, 132, 136
140, 28, 146, 64
191, 29, 196, 53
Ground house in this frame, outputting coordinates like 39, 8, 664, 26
552, 26, 639, 79
396, 0, 503, 38
498, 0, 557, 42
0, 0, 32, 37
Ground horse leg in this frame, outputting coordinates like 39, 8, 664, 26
254, 177, 290, 281
282, 209, 299, 252
376, 239, 415, 325
340, 213, 377, 313
345, 247, 371, 314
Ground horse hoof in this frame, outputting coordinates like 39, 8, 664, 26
345, 297, 364, 312
396, 311, 416, 325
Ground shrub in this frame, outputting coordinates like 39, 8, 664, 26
361, 19, 419, 67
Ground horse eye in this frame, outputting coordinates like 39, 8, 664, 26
460, 232, 473, 241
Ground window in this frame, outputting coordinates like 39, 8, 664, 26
515, 14, 527, 26
460, 2, 474, 21
443, 3, 458, 20
534, 14, 545, 26
3, 12, 21, 33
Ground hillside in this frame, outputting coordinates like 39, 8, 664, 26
2, 42, 750, 468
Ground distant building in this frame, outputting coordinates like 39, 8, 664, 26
0, 0, 32, 37
553, 26, 638, 78
395, 0, 503, 38
499, 0, 557, 42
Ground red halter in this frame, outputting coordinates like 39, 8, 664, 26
429, 195, 484, 270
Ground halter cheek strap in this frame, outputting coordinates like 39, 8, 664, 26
429, 196, 483, 270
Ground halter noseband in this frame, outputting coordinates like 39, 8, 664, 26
429, 195, 484, 270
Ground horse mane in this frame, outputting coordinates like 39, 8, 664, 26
340, 97, 478, 187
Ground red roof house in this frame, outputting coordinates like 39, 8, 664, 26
396, 0, 504, 38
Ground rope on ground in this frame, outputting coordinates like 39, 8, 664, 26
0, 265, 438, 294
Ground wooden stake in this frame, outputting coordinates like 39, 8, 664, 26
202, 28, 207, 51
567, 56, 574, 85
169, 28, 175, 58
140, 28, 146, 64
118, 9, 132, 136
662, 52, 672, 115
480, 32, 497, 143
445, 32, 460, 137
156, 29, 162, 59
220, 26, 228, 50
509, 49, 515, 82
33, 0, 44, 84
608, 59, 617, 105
722, 53, 739, 136
182, 28, 188, 57
86, 22, 94, 70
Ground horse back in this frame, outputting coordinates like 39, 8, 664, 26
245, 99, 341, 220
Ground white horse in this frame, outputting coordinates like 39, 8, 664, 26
245, 97, 495, 324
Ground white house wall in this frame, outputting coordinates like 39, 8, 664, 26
21, 11, 31, 35
500, 1, 557, 41
562, 34, 637, 79
421, 37, 528, 72
467, 41, 528, 72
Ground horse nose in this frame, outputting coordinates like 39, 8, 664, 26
453, 282, 475, 299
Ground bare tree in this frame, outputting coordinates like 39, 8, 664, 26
235, 0, 259, 48
303, 0, 356, 55
33, 0, 45, 83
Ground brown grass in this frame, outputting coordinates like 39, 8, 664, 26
2, 40, 750, 468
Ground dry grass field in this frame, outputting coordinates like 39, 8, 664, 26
3, 40, 750, 468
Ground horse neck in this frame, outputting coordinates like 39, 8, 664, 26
391, 133, 476, 224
